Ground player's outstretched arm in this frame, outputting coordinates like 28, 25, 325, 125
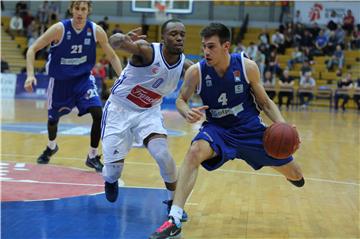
245, 58, 285, 123
176, 64, 208, 123
24, 23, 62, 92
96, 25, 122, 77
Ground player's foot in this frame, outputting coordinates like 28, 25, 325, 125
163, 200, 188, 222
86, 155, 103, 172
37, 145, 59, 164
105, 180, 118, 203
149, 217, 181, 239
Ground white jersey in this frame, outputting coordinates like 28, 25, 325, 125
109, 43, 185, 110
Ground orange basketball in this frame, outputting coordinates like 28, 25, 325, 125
263, 122, 300, 159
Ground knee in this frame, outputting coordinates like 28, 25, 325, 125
185, 144, 205, 168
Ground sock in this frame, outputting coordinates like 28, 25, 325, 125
48, 140, 56, 150
169, 204, 183, 226
167, 189, 175, 201
287, 177, 305, 187
88, 147, 98, 158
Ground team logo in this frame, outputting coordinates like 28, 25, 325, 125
233, 70, 241, 82
66, 31, 71, 40
205, 75, 212, 87
152, 78, 164, 88
87, 27, 92, 36
309, 3, 323, 22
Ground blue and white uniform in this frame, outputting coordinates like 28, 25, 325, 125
101, 43, 185, 163
46, 19, 101, 121
194, 52, 293, 171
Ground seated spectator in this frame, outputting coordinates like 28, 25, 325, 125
327, 10, 341, 31
252, 50, 266, 79
9, 12, 23, 37
266, 50, 282, 77
334, 73, 353, 111
112, 24, 123, 34
298, 72, 316, 108
278, 69, 295, 110
233, 40, 246, 53
326, 44, 344, 71
334, 23, 345, 47
262, 70, 276, 100
271, 29, 285, 54
258, 27, 270, 49
299, 29, 313, 48
350, 24, 360, 49
98, 16, 109, 34
300, 60, 312, 80
92, 63, 107, 100
353, 78, 360, 111
287, 46, 305, 70
314, 29, 328, 55
49, 2, 60, 24
246, 42, 258, 60
1, 58, 10, 73
343, 9, 355, 36
37, 1, 49, 34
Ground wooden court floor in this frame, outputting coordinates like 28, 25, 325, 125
1, 99, 359, 239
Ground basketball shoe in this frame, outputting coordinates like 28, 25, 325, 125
148, 217, 181, 239
37, 145, 59, 164
86, 155, 103, 172
163, 200, 188, 222
105, 180, 118, 203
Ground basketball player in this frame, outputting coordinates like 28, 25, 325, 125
101, 19, 191, 220
149, 23, 305, 238
24, 1, 122, 172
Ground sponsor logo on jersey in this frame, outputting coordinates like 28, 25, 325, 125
84, 38, 91, 45
126, 85, 162, 108
87, 27, 92, 36
66, 31, 71, 40
235, 84, 243, 94
209, 103, 244, 118
205, 75, 212, 87
60, 56, 87, 65
152, 78, 164, 88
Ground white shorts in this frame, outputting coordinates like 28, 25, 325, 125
101, 100, 167, 163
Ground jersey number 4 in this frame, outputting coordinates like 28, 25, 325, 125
71, 45, 83, 54
218, 93, 228, 106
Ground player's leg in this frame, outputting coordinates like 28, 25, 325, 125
75, 76, 103, 172
144, 133, 188, 222
149, 140, 214, 239
84, 106, 103, 172
101, 101, 133, 202
272, 160, 305, 187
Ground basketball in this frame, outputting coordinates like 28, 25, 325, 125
263, 122, 300, 159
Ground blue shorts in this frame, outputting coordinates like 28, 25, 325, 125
192, 117, 293, 171
47, 75, 102, 121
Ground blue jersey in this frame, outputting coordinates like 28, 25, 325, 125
197, 52, 260, 128
46, 19, 96, 81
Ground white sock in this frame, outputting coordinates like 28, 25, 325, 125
88, 147, 98, 158
48, 140, 56, 150
169, 204, 183, 226
167, 189, 175, 201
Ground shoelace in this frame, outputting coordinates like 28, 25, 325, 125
156, 220, 173, 232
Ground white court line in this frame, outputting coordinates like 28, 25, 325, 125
1, 153, 359, 187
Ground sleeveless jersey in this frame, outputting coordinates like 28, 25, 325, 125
46, 19, 96, 81
197, 52, 261, 128
109, 43, 185, 110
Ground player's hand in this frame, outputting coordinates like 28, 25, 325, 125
185, 105, 209, 123
127, 27, 147, 41
292, 124, 301, 150
24, 76, 37, 92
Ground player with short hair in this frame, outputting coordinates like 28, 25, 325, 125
101, 19, 192, 220
24, 1, 123, 172
149, 22, 304, 239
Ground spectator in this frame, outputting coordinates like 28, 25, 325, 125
294, 10, 303, 24
233, 40, 246, 53
37, 1, 49, 34
1, 58, 10, 73
343, 9, 355, 36
97, 16, 109, 34
252, 49, 266, 79
350, 24, 360, 49
287, 46, 304, 70
300, 60, 312, 79
278, 69, 294, 110
49, 1, 60, 24
327, 10, 341, 31
353, 78, 360, 111
258, 27, 270, 49
112, 24, 123, 34
334, 23, 345, 47
298, 72, 316, 108
246, 42, 258, 60
314, 29, 328, 55
299, 29, 313, 48
262, 70, 276, 100
9, 12, 23, 37
334, 73, 353, 112
266, 50, 282, 76
271, 29, 285, 54
279, 1, 290, 23
15, 1, 28, 18
91, 63, 107, 101
326, 44, 344, 71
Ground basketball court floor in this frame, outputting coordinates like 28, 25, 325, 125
1, 99, 359, 239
